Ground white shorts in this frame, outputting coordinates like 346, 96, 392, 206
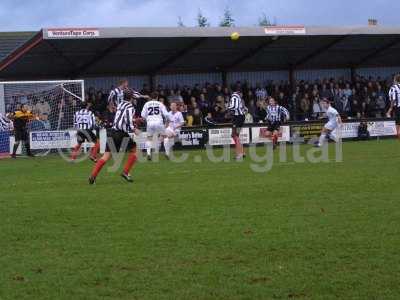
165, 126, 180, 137
146, 122, 165, 137
324, 120, 338, 131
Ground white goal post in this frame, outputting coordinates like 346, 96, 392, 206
0, 80, 85, 154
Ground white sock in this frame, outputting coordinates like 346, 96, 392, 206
164, 137, 173, 156
318, 133, 327, 146
146, 140, 152, 156
154, 137, 160, 153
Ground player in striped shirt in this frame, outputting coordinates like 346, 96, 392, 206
386, 74, 400, 138
89, 89, 140, 184
107, 79, 129, 111
0, 113, 13, 132
228, 88, 247, 160
70, 102, 99, 162
264, 97, 290, 149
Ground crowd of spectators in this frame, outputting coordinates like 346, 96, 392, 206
84, 74, 393, 126
4, 74, 394, 130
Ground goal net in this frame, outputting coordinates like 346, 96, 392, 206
0, 80, 84, 155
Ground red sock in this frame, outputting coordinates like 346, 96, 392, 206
233, 136, 242, 156
71, 144, 81, 160
123, 152, 137, 174
90, 142, 100, 158
91, 159, 106, 178
273, 135, 278, 145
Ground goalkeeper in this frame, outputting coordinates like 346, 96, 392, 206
11, 104, 36, 158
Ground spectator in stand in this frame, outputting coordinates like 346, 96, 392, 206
245, 90, 256, 106
312, 97, 323, 120
376, 95, 386, 117
192, 108, 203, 126
167, 89, 176, 103
254, 99, 267, 122
187, 100, 198, 126
244, 110, 254, 124
247, 100, 256, 120
198, 93, 210, 115
320, 83, 331, 100
222, 86, 231, 102
175, 90, 184, 103
40, 113, 51, 130
299, 94, 311, 120
340, 91, 351, 117
362, 98, 373, 118
376, 84, 386, 100
215, 84, 224, 99
92, 91, 107, 115
212, 104, 227, 124
181, 103, 188, 121
343, 83, 353, 99
271, 84, 281, 99
350, 89, 362, 118
34, 97, 51, 118
277, 92, 289, 109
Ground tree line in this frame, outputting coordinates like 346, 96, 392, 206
177, 7, 277, 27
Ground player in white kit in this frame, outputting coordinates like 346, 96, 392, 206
316, 98, 342, 147
164, 102, 185, 159
141, 94, 169, 160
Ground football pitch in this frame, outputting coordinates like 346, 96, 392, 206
1, 140, 400, 300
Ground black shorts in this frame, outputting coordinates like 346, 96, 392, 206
105, 129, 136, 153
14, 129, 28, 142
395, 108, 400, 125
267, 122, 281, 132
76, 130, 97, 144
232, 115, 245, 128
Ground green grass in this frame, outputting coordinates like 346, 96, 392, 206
1, 140, 400, 300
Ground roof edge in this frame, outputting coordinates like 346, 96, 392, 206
0, 30, 43, 72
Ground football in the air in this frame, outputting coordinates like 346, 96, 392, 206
230, 32, 240, 41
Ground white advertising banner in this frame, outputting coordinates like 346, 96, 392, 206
334, 121, 397, 138
30, 131, 76, 150
369, 121, 397, 136
47, 28, 100, 39
251, 126, 290, 143
208, 128, 250, 146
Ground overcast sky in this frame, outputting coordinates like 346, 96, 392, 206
0, 0, 398, 31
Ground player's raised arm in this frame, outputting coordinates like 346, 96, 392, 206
337, 113, 342, 125
107, 89, 117, 111
107, 89, 116, 104
133, 90, 150, 100
161, 103, 169, 119
127, 106, 136, 133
